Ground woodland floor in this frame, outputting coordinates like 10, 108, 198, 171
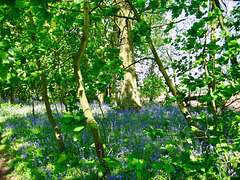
0, 95, 239, 179
0, 145, 14, 180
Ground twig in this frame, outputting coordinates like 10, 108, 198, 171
151, 18, 187, 29
90, 0, 103, 13
103, 14, 137, 20
124, 57, 155, 70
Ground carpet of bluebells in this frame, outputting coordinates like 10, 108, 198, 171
0, 100, 239, 179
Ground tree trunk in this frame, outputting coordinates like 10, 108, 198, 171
206, 2, 219, 131
166, 48, 177, 85
109, 25, 119, 105
109, 74, 119, 105
212, 0, 239, 79
116, 0, 141, 110
60, 86, 68, 112
28, 11, 65, 151
127, 0, 205, 139
36, 59, 66, 151
10, 85, 14, 102
150, 41, 205, 137
0, 82, 6, 100
73, 1, 108, 172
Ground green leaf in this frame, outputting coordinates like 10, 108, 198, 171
103, 6, 121, 16
61, 124, 74, 133
73, 133, 84, 142
98, 165, 107, 173
0, 51, 8, 59
161, 0, 166, 7
153, 161, 164, 170
57, 154, 68, 164
0, 66, 9, 80
60, 116, 74, 124
136, 170, 141, 177
83, 160, 96, 167
2, 57, 14, 64
15, 1, 31, 8
149, 0, 159, 11
0, 16, 5, 24
164, 164, 175, 173
135, 163, 141, 170
74, 0, 82, 4
144, 143, 152, 151
55, 164, 65, 173
179, 151, 190, 162
135, 0, 146, 9
73, 126, 85, 132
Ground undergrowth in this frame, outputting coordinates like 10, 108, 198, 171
0, 101, 239, 179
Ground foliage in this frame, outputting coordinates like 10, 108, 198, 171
0, 0, 240, 179
59, 109, 87, 142
139, 74, 166, 102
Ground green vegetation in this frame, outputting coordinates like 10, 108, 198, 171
0, 0, 239, 179
1, 102, 239, 179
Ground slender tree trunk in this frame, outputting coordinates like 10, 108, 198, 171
73, 1, 108, 173
28, 11, 65, 151
10, 85, 14, 102
36, 58, 66, 150
212, 0, 239, 79
0, 82, 6, 100
98, 89, 107, 104
150, 41, 205, 137
116, 0, 141, 110
37, 60, 65, 151
127, 0, 205, 139
32, 99, 35, 117
206, 2, 219, 131
166, 48, 177, 85
60, 86, 68, 112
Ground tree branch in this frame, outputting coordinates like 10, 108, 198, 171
151, 18, 187, 29
90, 0, 103, 13
124, 57, 155, 70
102, 14, 137, 20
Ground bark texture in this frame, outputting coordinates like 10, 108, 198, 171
116, 0, 141, 110
109, 25, 119, 105
73, 0, 107, 163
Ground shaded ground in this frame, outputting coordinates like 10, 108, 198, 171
0, 157, 11, 180
0, 134, 16, 180
0, 147, 12, 180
